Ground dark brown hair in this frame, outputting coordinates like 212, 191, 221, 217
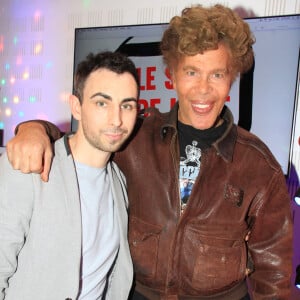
74, 51, 140, 103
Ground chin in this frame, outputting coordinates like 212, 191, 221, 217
192, 120, 214, 130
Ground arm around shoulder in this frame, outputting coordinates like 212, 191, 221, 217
6, 120, 62, 181
15, 120, 62, 142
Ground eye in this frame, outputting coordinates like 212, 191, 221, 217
121, 102, 137, 111
95, 101, 107, 107
213, 73, 224, 78
210, 71, 227, 81
186, 70, 196, 76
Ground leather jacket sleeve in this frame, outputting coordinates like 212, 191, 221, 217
247, 170, 293, 299
15, 120, 62, 143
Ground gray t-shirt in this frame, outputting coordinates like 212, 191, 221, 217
75, 161, 119, 299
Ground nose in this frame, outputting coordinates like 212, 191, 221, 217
109, 105, 122, 127
196, 76, 211, 94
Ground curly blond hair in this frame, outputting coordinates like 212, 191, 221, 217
160, 4, 255, 78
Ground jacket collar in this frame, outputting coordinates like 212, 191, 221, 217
63, 133, 73, 156
160, 102, 237, 162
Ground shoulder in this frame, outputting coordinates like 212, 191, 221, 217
53, 136, 69, 157
108, 161, 129, 207
126, 108, 171, 144
236, 125, 271, 154
138, 107, 168, 129
109, 161, 127, 184
235, 125, 281, 172
0, 152, 34, 182
0, 152, 37, 212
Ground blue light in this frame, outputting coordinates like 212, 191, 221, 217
295, 188, 300, 206
46, 61, 53, 69
296, 265, 300, 288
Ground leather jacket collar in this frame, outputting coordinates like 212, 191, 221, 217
159, 102, 237, 163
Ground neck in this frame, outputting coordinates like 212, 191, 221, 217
68, 133, 111, 168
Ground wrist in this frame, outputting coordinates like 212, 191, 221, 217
15, 120, 48, 136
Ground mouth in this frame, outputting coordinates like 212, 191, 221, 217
191, 102, 213, 114
104, 129, 127, 143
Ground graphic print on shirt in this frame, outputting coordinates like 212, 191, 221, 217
179, 140, 201, 204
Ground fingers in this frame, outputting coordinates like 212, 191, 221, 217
7, 142, 44, 173
5, 122, 54, 177
41, 148, 53, 182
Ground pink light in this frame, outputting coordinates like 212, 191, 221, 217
60, 92, 71, 103
16, 55, 22, 65
10, 76, 16, 84
36, 113, 48, 120
0, 35, 4, 53
34, 10, 41, 22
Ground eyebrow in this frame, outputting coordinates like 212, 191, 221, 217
90, 92, 137, 103
183, 66, 228, 73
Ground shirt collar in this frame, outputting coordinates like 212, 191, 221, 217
160, 102, 237, 162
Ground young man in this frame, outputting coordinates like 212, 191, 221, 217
6, 4, 293, 299
0, 51, 139, 299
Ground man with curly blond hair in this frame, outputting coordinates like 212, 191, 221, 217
6, 4, 293, 300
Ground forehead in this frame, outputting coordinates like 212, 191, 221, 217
177, 44, 231, 70
84, 68, 138, 96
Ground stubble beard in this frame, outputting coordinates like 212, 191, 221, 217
82, 125, 128, 153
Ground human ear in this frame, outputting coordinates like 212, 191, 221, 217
69, 94, 81, 121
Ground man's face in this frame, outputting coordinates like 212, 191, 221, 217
77, 68, 138, 154
171, 43, 232, 130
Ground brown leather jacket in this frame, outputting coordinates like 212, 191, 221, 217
114, 104, 293, 300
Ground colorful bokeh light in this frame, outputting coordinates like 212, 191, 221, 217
34, 10, 41, 21
16, 55, 22, 65
34, 43, 43, 55
0, 35, 4, 52
10, 76, 16, 84
5, 108, 12, 116
13, 96, 19, 104
22, 71, 29, 80
29, 96, 36, 103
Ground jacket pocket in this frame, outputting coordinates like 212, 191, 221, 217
129, 216, 162, 280
180, 225, 247, 294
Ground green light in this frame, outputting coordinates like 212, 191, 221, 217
29, 96, 36, 103
83, 0, 91, 7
